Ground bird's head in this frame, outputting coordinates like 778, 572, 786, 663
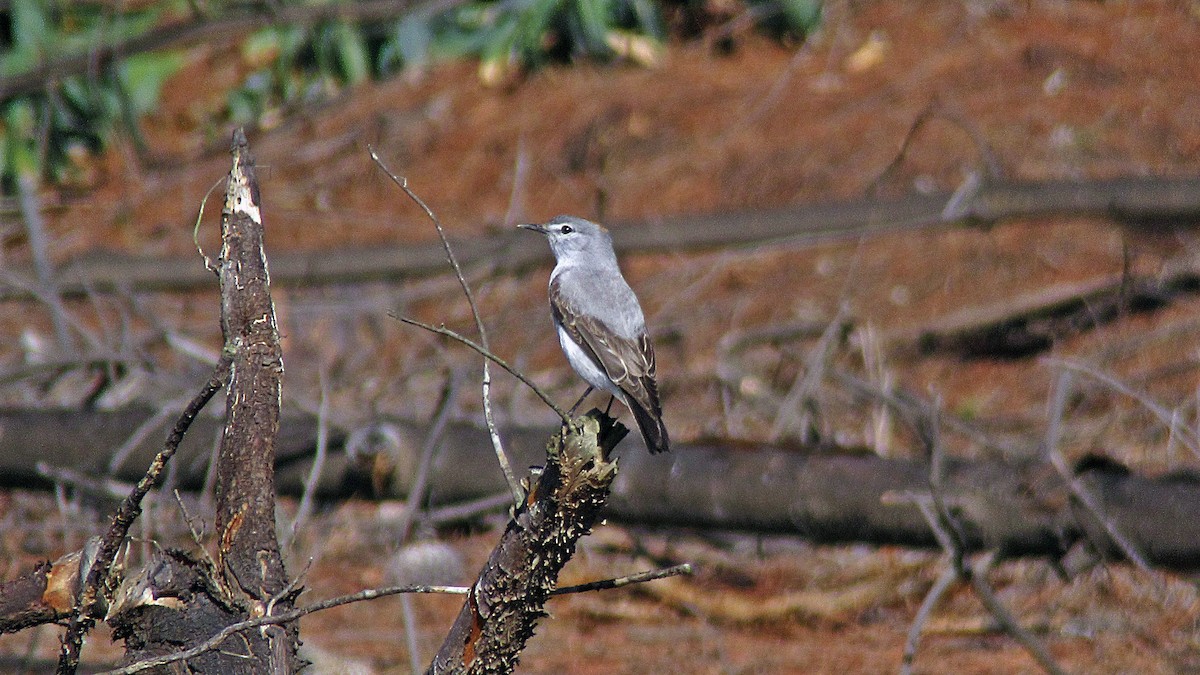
518, 215, 613, 262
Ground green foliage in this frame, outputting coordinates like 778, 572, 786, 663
775, 0, 822, 37
0, 0, 822, 192
0, 1, 183, 193
232, 0, 820, 119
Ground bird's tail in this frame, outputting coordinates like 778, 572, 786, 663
630, 402, 670, 454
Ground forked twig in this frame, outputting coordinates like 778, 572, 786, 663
369, 147, 525, 506
901, 400, 1066, 675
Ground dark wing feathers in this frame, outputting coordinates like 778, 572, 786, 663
550, 280, 669, 453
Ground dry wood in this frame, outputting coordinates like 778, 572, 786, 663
4, 405, 1200, 570
6, 175, 1200, 301
428, 410, 625, 674
894, 254, 1200, 358
53, 357, 230, 673
0, 545, 95, 634
204, 129, 297, 671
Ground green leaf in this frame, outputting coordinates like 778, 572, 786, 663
384, 12, 435, 72
628, 0, 664, 39
3, 100, 40, 180
332, 21, 371, 84
779, 0, 822, 34
117, 51, 185, 114
573, 0, 616, 54
10, 0, 48, 52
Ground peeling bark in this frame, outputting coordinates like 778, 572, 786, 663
0, 546, 90, 634
209, 128, 296, 670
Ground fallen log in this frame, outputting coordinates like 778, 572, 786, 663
893, 255, 1200, 358
5, 175, 1200, 300
3, 406, 1199, 571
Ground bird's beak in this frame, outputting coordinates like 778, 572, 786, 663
517, 223, 546, 234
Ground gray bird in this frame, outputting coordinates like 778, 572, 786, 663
519, 215, 669, 454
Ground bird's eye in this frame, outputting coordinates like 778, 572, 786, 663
560, 225, 573, 234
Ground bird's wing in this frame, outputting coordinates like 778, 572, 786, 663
551, 279, 668, 452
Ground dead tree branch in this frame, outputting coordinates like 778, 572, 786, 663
0, 542, 98, 635
206, 128, 296, 671
903, 404, 1067, 675
428, 410, 626, 674
55, 355, 231, 674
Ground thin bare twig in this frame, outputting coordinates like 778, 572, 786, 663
769, 307, 848, 442
95, 584, 470, 675
904, 400, 1067, 675
1048, 357, 1200, 455
369, 147, 524, 506
900, 562, 957, 675
36, 462, 131, 501
106, 398, 186, 475
400, 595, 423, 675
17, 171, 75, 355
552, 563, 693, 594
283, 371, 331, 551
396, 316, 570, 423
1042, 370, 1153, 574
833, 367, 1028, 457
421, 491, 514, 526
907, 496, 1066, 675
967, 552, 1065, 675
397, 371, 460, 546
871, 100, 1004, 198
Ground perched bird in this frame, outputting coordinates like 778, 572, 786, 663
519, 215, 670, 454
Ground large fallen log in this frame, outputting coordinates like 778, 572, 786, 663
5, 175, 1199, 300
3, 406, 1199, 571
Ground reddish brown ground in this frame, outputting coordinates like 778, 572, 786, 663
3, 0, 1200, 672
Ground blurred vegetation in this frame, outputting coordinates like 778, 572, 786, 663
0, 0, 821, 195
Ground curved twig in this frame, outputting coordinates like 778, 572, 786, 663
370, 147, 525, 506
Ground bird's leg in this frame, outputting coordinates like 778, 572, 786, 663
568, 385, 594, 416
604, 395, 615, 416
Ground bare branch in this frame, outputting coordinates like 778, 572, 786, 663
396, 315, 570, 423
966, 552, 1066, 675
552, 563, 693, 595
903, 400, 1067, 675
96, 561, 684, 675
56, 354, 231, 673
900, 563, 957, 675
370, 147, 525, 506
1049, 357, 1200, 455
